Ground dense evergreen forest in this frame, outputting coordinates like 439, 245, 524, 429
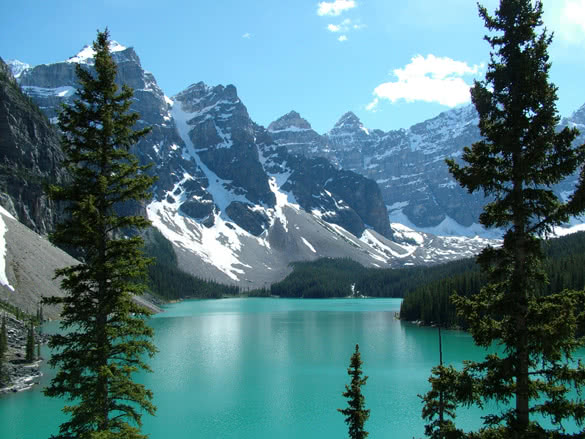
265, 232, 585, 327
267, 254, 481, 298
144, 228, 240, 300
400, 231, 585, 327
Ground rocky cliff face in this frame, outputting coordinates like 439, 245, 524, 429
271, 104, 584, 235
0, 57, 66, 234
267, 111, 335, 163
269, 106, 490, 233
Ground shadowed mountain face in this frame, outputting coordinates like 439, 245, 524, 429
0, 57, 66, 235
270, 105, 583, 234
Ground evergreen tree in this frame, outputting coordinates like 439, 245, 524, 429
25, 321, 35, 363
0, 314, 6, 354
421, 365, 463, 439
44, 29, 157, 439
338, 344, 370, 439
441, 0, 585, 436
0, 314, 7, 384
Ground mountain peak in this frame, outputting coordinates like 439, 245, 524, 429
568, 102, 585, 125
5, 59, 30, 79
175, 82, 241, 108
333, 111, 363, 129
66, 41, 129, 64
331, 111, 370, 136
268, 111, 312, 132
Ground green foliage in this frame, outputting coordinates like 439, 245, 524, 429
144, 227, 240, 299
0, 315, 6, 354
0, 314, 7, 385
338, 344, 370, 439
271, 258, 361, 298
0, 298, 36, 323
270, 257, 483, 299
25, 321, 35, 363
421, 365, 465, 439
400, 232, 585, 327
431, 1, 585, 436
44, 29, 157, 439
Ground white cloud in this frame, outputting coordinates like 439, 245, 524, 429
542, 0, 585, 47
365, 98, 379, 112
242, 33, 252, 39
367, 54, 482, 110
338, 35, 348, 42
559, 0, 585, 45
327, 18, 351, 33
317, 0, 356, 16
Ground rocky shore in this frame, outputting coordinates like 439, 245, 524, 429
0, 313, 47, 394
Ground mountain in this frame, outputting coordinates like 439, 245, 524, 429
269, 105, 583, 236
267, 111, 335, 163
0, 57, 66, 235
0, 204, 76, 320
269, 106, 486, 232
7, 43, 497, 289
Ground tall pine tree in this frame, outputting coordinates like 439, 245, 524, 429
441, 0, 585, 436
25, 321, 35, 363
44, 29, 157, 439
0, 314, 7, 385
338, 344, 370, 439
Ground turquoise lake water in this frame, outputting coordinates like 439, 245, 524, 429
0, 298, 581, 438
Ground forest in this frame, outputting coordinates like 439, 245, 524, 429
144, 228, 240, 300
263, 231, 585, 328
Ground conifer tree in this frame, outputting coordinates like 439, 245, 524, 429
0, 314, 6, 354
44, 29, 157, 439
421, 365, 462, 439
441, 0, 585, 436
0, 314, 7, 384
25, 321, 35, 363
338, 344, 370, 439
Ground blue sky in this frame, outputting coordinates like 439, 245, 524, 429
2, 0, 585, 133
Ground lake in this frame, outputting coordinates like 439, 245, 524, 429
0, 298, 580, 438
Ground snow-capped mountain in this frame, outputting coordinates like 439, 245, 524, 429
270, 104, 582, 236
4, 43, 504, 287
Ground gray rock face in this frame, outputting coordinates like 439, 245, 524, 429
225, 201, 270, 236
14, 45, 186, 217
169, 82, 391, 239
273, 104, 585, 232
174, 82, 275, 207
0, 57, 66, 234
270, 106, 487, 229
268, 111, 335, 162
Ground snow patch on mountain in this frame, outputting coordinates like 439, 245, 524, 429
0, 207, 15, 292
301, 237, 316, 253
147, 195, 250, 282
360, 229, 415, 260
6, 60, 30, 78
171, 98, 248, 212
553, 222, 585, 237
21, 85, 76, 98
67, 41, 127, 64
391, 222, 425, 245
388, 205, 502, 239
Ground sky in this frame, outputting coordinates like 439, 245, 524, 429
2, 0, 585, 134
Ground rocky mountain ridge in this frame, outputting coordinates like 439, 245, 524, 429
270, 104, 584, 236
4, 43, 499, 288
